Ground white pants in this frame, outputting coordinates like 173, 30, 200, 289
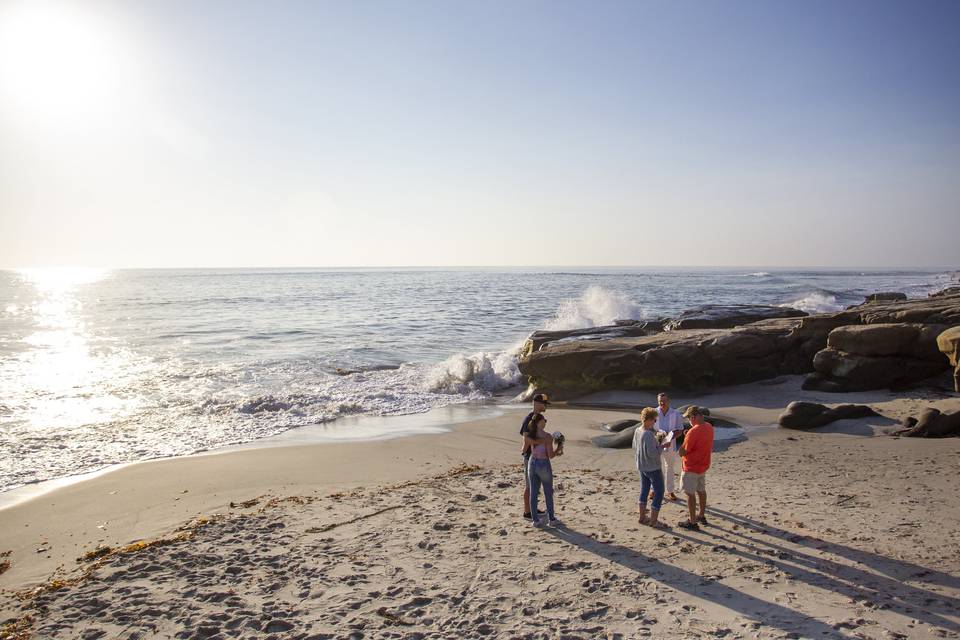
661, 448, 681, 494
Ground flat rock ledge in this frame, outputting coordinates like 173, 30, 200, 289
518, 291, 960, 399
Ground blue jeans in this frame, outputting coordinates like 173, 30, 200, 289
527, 458, 555, 523
639, 469, 664, 512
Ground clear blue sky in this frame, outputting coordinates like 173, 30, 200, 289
1, 0, 958, 267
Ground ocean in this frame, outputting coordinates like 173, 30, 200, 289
0, 266, 955, 494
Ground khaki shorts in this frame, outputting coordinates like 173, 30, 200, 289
681, 471, 706, 494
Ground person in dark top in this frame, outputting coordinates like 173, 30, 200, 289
521, 393, 551, 519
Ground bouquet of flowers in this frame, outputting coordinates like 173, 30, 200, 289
553, 431, 565, 452
654, 430, 667, 444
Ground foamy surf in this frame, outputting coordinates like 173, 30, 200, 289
544, 285, 644, 331
779, 290, 846, 314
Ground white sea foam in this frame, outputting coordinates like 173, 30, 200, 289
425, 349, 522, 394
544, 285, 643, 331
779, 291, 844, 314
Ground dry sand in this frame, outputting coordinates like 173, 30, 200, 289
1, 376, 959, 639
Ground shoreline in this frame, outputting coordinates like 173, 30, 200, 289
2, 377, 959, 638
0, 401, 516, 510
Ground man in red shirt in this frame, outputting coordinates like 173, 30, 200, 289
677, 406, 714, 531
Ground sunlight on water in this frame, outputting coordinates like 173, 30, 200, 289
10, 268, 143, 429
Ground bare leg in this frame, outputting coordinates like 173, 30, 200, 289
686, 492, 696, 523
648, 509, 659, 527
523, 485, 531, 514
696, 491, 707, 520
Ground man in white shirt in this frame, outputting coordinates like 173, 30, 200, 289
654, 392, 685, 501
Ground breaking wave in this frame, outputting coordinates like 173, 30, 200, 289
544, 286, 643, 331
425, 349, 523, 394
779, 290, 846, 314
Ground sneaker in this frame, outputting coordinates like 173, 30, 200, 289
697, 515, 709, 526
678, 520, 700, 531
531, 519, 543, 528
523, 512, 532, 519
548, 518, 563, 527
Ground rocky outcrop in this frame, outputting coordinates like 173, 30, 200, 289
778, 401, 878, 429
803, 323, 952, 391
600, 419, 640, 433
518, 292, 960, 398
664, 305, 806, 331
893, 408, 960, 438
520, 318, 826, 399
864, 292, 907, 302
931, 286, 960, 298
937, 326, 960, 392
591, 425, 639, 448
525, 322, 662, 355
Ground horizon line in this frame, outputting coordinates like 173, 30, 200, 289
2, 264, 957, 272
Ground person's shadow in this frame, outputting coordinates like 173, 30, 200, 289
543, 525, 843, 638
545, 511, 960, 637
699, 507, 960, 632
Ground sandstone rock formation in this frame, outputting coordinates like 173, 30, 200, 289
663, 305, 806, 331
777, 401, 878, 430
803, 323, 952, 391
525, 322, 661, 354
931, 286, 960, 298
864, 292, 907, 302
518, 292, 960, 399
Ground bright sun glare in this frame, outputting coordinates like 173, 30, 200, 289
0, 1, 135, 125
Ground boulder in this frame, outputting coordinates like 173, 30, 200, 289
664, 305, 806, 331
937, 326, 960, 392
804, 323, 954, 391
778, 401, 878, 429
600, 419, 640, 433
805, 350, 949, 391
591, 424, 639, 448
864, 292, 907, 302
827, 323, 949, 359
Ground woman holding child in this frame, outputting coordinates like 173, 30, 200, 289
632, 407, 669, 529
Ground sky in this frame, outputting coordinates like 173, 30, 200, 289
0, 0, 958, 268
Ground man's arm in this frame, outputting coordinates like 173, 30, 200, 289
679, 427, 697, 458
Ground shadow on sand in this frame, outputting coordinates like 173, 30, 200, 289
544, 506, 959, 637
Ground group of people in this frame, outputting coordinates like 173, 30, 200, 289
519, 392, 714, 531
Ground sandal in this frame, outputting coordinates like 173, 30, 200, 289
678, 520, 700, 531
648, 521, 670, 530
697, 515, 709, 526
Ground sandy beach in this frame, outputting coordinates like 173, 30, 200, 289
2, 377, 959, 639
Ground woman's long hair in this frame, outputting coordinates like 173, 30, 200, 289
528, 413, 546, 440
